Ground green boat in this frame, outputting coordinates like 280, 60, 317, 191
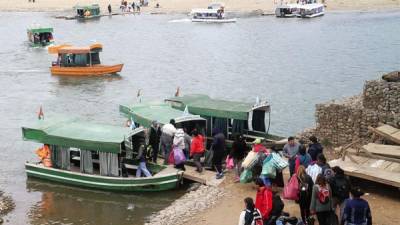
119, 102, 207, 133
22, 117, 183, 192
72, 4, 101, 20
27, 27, 54, 47
165, 94, 284, 143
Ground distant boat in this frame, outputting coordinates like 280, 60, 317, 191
275, 4, 300, 17
71, 4, 101, 20
48, 43, 123, 76
27, 26, 54, 47
22, 117, 183, 192
190, 3, 236, 23
297, 3, 325, 18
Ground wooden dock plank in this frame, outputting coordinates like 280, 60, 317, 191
369, 125, 400, 145
182, 166, 224, 187
362, 143, 400, 158
330, 157, 400, 188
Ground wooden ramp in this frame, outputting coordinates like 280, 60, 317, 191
362, 143, 400, 159
182, 166, 225, 187
330, 155, 400, 188
369, 124, 400, 145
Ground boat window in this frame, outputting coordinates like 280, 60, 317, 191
90, 53, 101, 65
50, 145, 71, 170
177, 120, 206, 137
77, 9, 84, 16
252, 110, 266, 132
80, 149, 94, 174
231, 119, 247, 135
99, 152, 119, 176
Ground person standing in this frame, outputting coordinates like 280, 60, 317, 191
108, 4, 112, 14
254, 178, 273, 224
211, 128, 226, 179
190, 129, 205, 173
160, 119, 176, 165
341, 187, 372, 225
173, 129, 186, 171
149, 120, 161, 163
308, 136, 323, 162
230, 134, 247, 182
330, 166, 351, 221
283, 137, 300, 177
264, 186, 284, 225
269, 145, 284, 187
310, 174, 333, 225
296, 165, 314, 224
136, 140, 152, 177
295, 145, 312, 173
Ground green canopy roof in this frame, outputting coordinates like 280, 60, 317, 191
27, 27, 53, 34
119, 102, 205, 128
165, 94, 270, 120
22, 118, 143, 153
74, 4, 100, 10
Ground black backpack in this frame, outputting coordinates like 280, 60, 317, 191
244, 209, 263, 225
332, 176, 350, 200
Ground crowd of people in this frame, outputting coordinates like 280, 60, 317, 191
237, 136, 372, 225
130, 119, 372, 225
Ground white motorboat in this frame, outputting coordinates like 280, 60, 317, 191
297, 3, 324, 18
275, 4, 300, 17
190, 4, 236, 23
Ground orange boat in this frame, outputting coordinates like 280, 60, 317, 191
48, 43, 123, 76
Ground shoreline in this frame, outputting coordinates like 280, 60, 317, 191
0, 0, 399, 14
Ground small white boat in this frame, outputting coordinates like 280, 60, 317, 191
275, 4, 300, 17
190, 4, 236, 23
297, 3, 324, 18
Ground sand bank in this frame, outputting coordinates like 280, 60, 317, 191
0, 0, 399, 13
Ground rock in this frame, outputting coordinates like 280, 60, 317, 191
382, 71, 400, 82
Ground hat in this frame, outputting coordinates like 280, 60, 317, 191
253, 138, 261, 144
350, 187, 365, 198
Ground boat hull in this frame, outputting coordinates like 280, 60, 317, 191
50, 64, 124, 76
30, 41, 55, 48
191, 18, 237, 23
25, 163, 182, 192
299, 12, 324, 18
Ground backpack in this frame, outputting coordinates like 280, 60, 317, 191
244, 209, 263, 225
332, 176, 350, 200
317, 186, 330, 204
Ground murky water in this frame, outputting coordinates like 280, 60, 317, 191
0, 10, 399, 225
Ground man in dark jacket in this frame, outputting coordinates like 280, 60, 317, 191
308, 136, 323, 162
341, 187, 372, 225
211, 128, 226, 179
330, 166, 351, 221
149, 120, 161, 163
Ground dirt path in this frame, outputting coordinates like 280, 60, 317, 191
194, 169, 400, 225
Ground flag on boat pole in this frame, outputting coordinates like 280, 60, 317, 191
130, 116, 136, 130
38, 106, 44, 120
182, 106, 189, 116
175, 87, 180, 97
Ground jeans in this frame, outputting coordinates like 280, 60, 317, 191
136, 162, 152, 177
151, 144, 159, 163
193, 153, 203, 172
162, 144, 172, 165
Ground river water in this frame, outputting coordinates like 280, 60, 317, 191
0, 10, 399, 225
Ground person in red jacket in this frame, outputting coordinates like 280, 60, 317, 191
255, 178, 273, 223
190, 129, 205, 173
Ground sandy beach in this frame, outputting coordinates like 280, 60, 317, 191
0, 0, 399, 13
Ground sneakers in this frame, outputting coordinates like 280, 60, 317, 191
216, 173, 224, 179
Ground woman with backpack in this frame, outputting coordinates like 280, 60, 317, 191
238, 197, 263, 225
230, 134, 248, 182
310, 174, 334, 225
341, 187, 372, 225
295, 145, 312, 173
296, 165, 314, 224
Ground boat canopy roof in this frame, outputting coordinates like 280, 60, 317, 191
191, 8, 220, 14
74, 4, 100, 10
48, 43, 103, 54
208, 2, 225, 8
119, 102, 206, 128
165, 94, 270, 120
22, 118, 143, 153
298, 3, 324, 9
27, 27, 53, 33
276, 3, 299, 9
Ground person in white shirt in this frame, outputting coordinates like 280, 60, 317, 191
160, 119, 176, 164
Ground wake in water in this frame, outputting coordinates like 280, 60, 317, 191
168, 18, 191, 23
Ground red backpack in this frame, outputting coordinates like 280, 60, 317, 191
318, 186, 330, 204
